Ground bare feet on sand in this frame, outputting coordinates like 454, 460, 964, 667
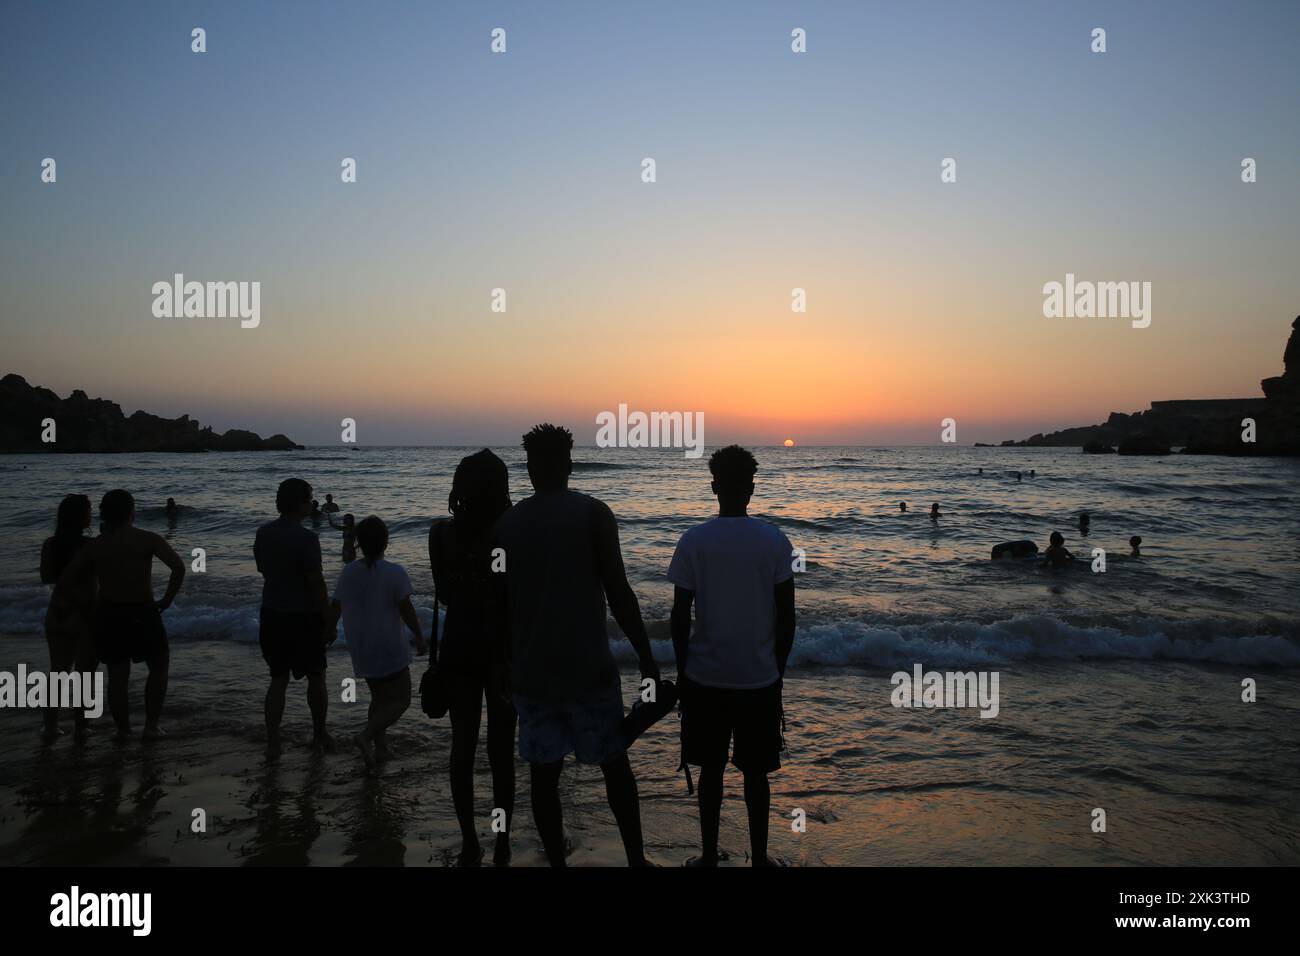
355, 733, 375, 773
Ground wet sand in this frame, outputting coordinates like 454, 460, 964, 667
3, 633, 1298, 867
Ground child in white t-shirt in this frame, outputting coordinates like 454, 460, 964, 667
325, 516, 426, 772
666, 445, 796, 867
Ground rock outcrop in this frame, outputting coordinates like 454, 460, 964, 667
1001, 317, 1299, 456
0, 374, 303, 453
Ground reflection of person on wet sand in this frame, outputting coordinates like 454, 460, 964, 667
39, 494, 97, 742
61, 489, 185, 742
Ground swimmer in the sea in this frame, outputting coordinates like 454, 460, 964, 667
1030, 469, 1036, 478
1129, 535, 1142, 557
899, 502, 907, 513
164, 497, 178, 521
1015, 471, 1022, 482
322, 494, 340, 514
930, 503, 940, 522
1078, 512, 1091, 536
310, 499, 322, 522
327, 511, 357, 563
1043, 531, 1074, 569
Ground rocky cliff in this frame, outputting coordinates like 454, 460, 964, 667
0, 374, 303, 453
1001, 317, 1300, 456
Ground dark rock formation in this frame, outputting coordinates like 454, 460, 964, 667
1117, 433, 1171, 456
1082, 440, 1116, 454
1003, 317, 1299, 456
0, 374, 303, 453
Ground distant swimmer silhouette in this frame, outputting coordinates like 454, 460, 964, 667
324, 516, 425, 776
164, 497, 179, 522
1042, 531, 1075, 569
322, 494, 340, 514
492, 424, 658, 867
899, 502, 907, 513
254, 478, 332, 755
61, 490, 186, 741
1130, 535, 1142, 557
930, 503, 941, 521
39, 494, 96, 742
310, 499, 322, 522
1015, 471, 1023, 482
429, 449, 518, 866
1078, 512, 1091, 536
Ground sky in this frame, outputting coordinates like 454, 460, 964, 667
2, 0, 1298, 446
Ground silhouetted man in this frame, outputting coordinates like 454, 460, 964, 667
255, 478, 331, 754
63, 489, 185, 740
494, 424, 659, 866
668, 445, 796, 866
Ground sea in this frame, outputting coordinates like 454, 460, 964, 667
1, 445, 1297, 865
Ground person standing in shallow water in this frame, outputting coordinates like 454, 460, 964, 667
668, 446, 796, 867
430, 449, 518, 866
40, 494, 97, 741
255, 478, 332, 755
493, 424, 659, 867
61, 489, 185, 741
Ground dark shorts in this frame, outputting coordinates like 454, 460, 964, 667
259, 606, 326, 680
94, 601, 168, 666
681, 678, 783, 774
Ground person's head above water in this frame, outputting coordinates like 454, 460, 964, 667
1079, 512, 1091, 525
899, 501, 907, 511
100, 489, 135, 531
166, 497, 176, 508
1129, 534, 1142, 555
356, 515, 388, 567
709, 445, 758, 515
930, 502, 940, 514
1049, 531, 1065, 547
275, 478, 313, 518
522, 423, 574, 492
325, 493, 334, 504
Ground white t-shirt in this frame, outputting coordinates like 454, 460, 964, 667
333, 558, 413, 679
666, 516, 794, 689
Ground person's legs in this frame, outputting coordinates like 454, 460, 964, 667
44, 626, 74, 739
106, 661, 130, 738
696, 762, 726, 865
600, 752, 646, 866
742, 770, 771, 865
529, 760, 566, 867
486, 691, 518, 864
448, 681, 484, 860
306, 670, 330, 747
142, 644, 169, 737
71, 628, 97, 739
265, 673, 289, 746
364, 670, 410, 740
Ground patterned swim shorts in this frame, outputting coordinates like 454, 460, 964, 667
513, 679, 626, 766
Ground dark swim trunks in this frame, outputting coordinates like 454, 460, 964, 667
680, 678, 783, 774
94, 601, 168, 666
259, 606, 326, 680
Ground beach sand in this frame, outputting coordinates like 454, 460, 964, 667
3, 632, 1298, 867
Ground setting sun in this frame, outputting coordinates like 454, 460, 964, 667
784, 439, 795, 447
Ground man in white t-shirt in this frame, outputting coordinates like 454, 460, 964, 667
666, 445, 796, 867
325, 516, 426, 773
